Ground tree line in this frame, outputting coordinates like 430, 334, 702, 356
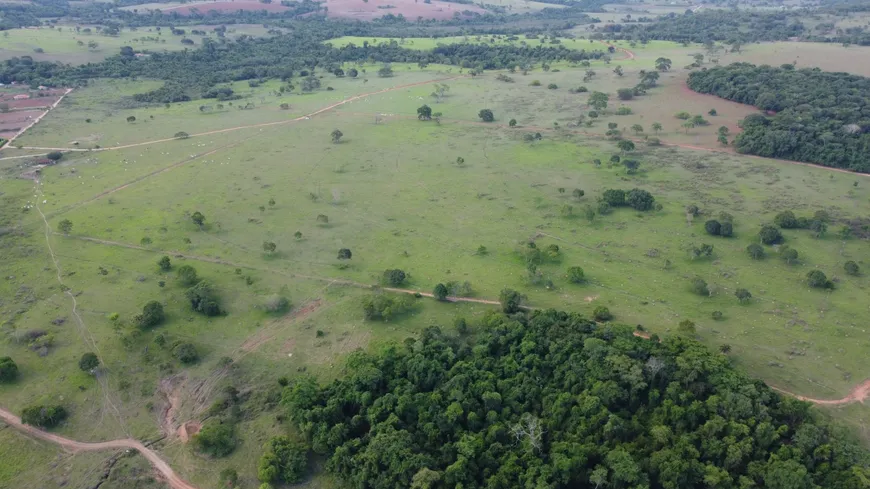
688, 63, 870, 172
281, 308, 870, 489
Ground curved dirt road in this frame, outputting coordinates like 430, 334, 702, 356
0, 407, 198, 489
770, 380, 870, 406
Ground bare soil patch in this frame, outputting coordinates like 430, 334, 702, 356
323, 0, 485, 20
0, 110, 44, 131
176, 421, 202, 443
158, 0, 290, 13
240, 298, 323, 354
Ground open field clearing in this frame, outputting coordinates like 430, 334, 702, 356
326, 35, 620, 52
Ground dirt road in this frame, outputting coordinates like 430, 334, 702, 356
770, 380, 870, 406
0, 407, 198, 489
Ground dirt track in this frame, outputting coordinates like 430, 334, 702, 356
770, 380, 870, 406
0, 88, 72, 150
0, 407, 198, 489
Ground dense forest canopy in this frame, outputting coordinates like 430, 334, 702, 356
282, 308, 870, 489
688, 63, 870, 172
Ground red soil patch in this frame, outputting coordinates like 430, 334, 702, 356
157, 0, 291, 14
323, 0, 485, 20
0, 110, 44, 131
177, 421, 202, 443
5, 97, 59, 109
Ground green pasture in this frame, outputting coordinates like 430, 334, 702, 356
4, 51, 870, 487
325, 34, 616, 52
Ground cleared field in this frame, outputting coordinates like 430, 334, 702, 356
323, 0, 486, 20
733, 41, 870, 77
326, 34, 624, 54
5, 43, 870, 488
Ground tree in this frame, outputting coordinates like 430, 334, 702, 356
678, 319, 696, 335
774, 210, 798, 229
593, 306, 612, 321
46, 151, 63, 161
378, 64, 393, 77
509, 118, 517, 127
21, 405, 67, 428
337, 248, 352, 260
617, 88, 633, 100
719, 344, 732, 354
433, 283, 449, 301
631, 124, 644, 135
809, 219, 827, 238
806, 270, 830, 289
191, 211, 205, 228
126, 115, 136, 123
617, 140, 635, 154
601, 189, 626, 207
719, 222, 733, 237
347, 68, 358, 78
174, 342, 199, 364
57, 219, 72, 235
746, 243, 765, 260
759, 225, 783, 245
331, 129, 343, 143
626, 188, 655, 210
780, 246, 798, 265
383, 269, 406, 286
613, 65, 624, 77
158, 256, 171, 271
651, 122, 663, 133
567, 266, 585, 284
478, 109, 494, 122
316, 214, 329, 225
499, 288, 522, 313
219, 468, 239, 488
844, 261, 860, 276
258, 436, 308, 484
294, 231, 303, 240
735, 288, 752, 303
588, 91, 609, 111
712, 311, 724, 321
681, 121, 695, 134
174, 131, 189, 139
691, 277, 709, 296
0, 357, 18, 383
301, 75, 321, 92
263, 241, 277, 254
655, 57, 672, 71
174, 263, 198, 284
705, 220, 721, 236
194, 419, 236, 456
417, 104, 432, 120
129, 299, 162, 329
78, 352, 99, 373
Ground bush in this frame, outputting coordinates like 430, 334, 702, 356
78, 352, 99, 373
263, 295, 290, 313
362, 294, 414, 321
0, 356, 18, 382
774, 210, 799, 229
137, 300, 165, 328
615, 107, 632, 115
759, 225, 783, 245
675, 111, 691, 120
806, 270, 830, 289
719, 221, 733, 237
478, 109, 494, 122
617, 88, 634, 100
626, 188, 655, 211
219, 468, 239, 488
735, 288, 752, 303
691, 277, 709, 296
593, 306, 612, 321
601, 189, 626, 207
746, 243, 765, 260
176, 265, 198, 285
433, 283, 449, 301
337, 248, 352, 260
173, 342, 199, 364
566, 266, 585, 284
21, 405, 67, 428
711, 311, 723, 321
844, 260, 860, 276
194, 419, 236, 457
186, 281, 222, 316
158, 256, 171, 271
780, 246, 798, 265
547, 83, 558, 89
530, 80, 541, 86
257, 436, 308, 484
46, 151, 63, 161
382, 269, 407, 287
499, 289, 523, 314
705, 220, 721, 236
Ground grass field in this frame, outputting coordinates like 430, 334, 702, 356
4, 40, 870, 488
0, 24, 276, 64
325, 34, 617, 52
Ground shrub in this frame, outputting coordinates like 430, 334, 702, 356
530, 80, 541, 86
433, 283, 449, 301
478, 109, 494, 122
617, 88, 634, 100
0, 356, 18, 382
704, 220, 721, 236
46, 151, 63, 161
21, 405, 67, 428
711, 311, 723, 321
158, 256, 171, 271
173, 342, 199, 364
194, 419, 236, 457
675, 111, 691, 120
615, 107, 632, 115
382, 269, 407, 287
78, 352, 100, 373
337, 248, 352, 260
219, 468, 239, 488
626, 189, 655, 211
593, 306, 612, 321
806, 270, 830, 289
547, 83, 558, 89
257, 436, 308, 484
719, 221, 733, 237
774, 210, 799, 229
499, 289, 523, 314
691, 277, 709, 296
735, 288, 752, 303
186, 281, 222, 316
362, 294, 414, 321
263, 295, 290, 313
601, 189, 626, 207
759, 225, 783, 245
678, 319, 696, 335
746, 243, 765, 260
844, 261, 860, 276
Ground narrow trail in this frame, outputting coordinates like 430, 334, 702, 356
770, 380, 870, 406
0, 408, 197, 489
0, 88, 73, 151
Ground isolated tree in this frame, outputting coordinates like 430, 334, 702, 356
126, 115, 136, 123
176, 265, 199, 286
316, 214, 329, 225
623, 160, 640, 174
759, 224, 783, 245
735, 288, 752, 303
631, 124, 643, 135
333, 68, 344, 77
337, 248, 352, 260
613, 65, 624, 77
174, 131, 189, 139
746, 243, 765, 260
330, 129, 343, 143
262, 241, 277, 254
678, 319, 696, 336
294, 231, 302, 240
572, 188, 585, 200
78, 352, 100, 373
681, 121, 694, 134
268, 198, 276, 207
347, 68, 358, 78
138, 300, 165, 328
567, 266, 585, 284
651, 122, 663, 134
499, 288, 523, 313
719, 344, 732, 354
655, 57, 672, 71
509, 118, 517, 127
806, 270, 829, 289
158, 255, 171, 271
774, 210, 798, 229
617, 140, 635, 154
593, 306, 612, 321
383, 269, 407, 286
46, 151, 63, 161
626, 188, 654, 211
809, 219, 827, 238
712, 311, 724, 321
417, 104, 432, 120
191, 211, 205, 228
478, 109, 494, 122
433, 283, 449, 301
705, 220, 721, 236
617, 88, 633, 100
844, 260, 860, 276
780, 246, 799, 265
588, 91, 609, 111
691, 277, 709, 296
57, 219, 73, 235
0, 357, 19, 383
378, 64, 394, 77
